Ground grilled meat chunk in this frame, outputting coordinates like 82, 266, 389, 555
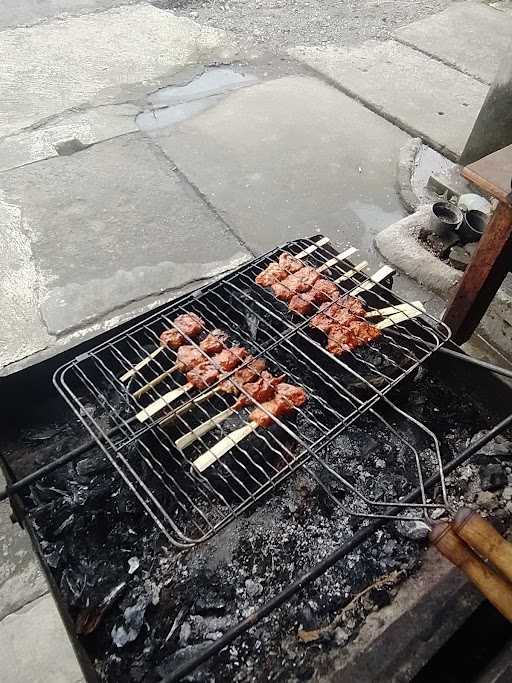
278, 252, 303, 274
159, 313, 204, 349
199, 329, 228, 355
186, 361, 219, 390
233, 371, 285, 408
218, 358, 267, 395
249, 383, 307, 428
176, 346, 205, 373
255, 262, 288, 287
327, 320, 381, 355
212, 347, 249, 372
272, 266, 321, 302
289, 278, 339, 315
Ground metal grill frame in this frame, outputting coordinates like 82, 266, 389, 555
54, 236, 451, 546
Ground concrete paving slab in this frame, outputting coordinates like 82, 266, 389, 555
0, 0, 134, 31
0, 593, 84, 683
0, 104, 139, 172
0, 4, 240, 138
394, 2, 512, 85
152, 75, 408, 255
0, 500, 48, 622
0, 132, 250, 373
291, 40, 488, 160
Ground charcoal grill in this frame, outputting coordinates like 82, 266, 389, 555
53, 236, 451, 548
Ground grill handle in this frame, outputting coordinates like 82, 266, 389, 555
430, 521, 512, 622
452, 508, 512, 585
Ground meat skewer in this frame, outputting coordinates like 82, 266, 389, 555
192, 383, 307, 473
131, 329, 229, 399
120, 313, 205, 382
310, 299, 425, 355
175, 370, 284, 450
136, 348, 256, 422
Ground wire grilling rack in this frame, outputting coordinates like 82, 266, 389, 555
54, 236, 451, 546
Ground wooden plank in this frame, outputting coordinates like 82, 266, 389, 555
462, 145, 512, 205
442, 202, 512, 343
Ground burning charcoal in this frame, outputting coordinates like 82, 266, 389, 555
179, 621, 192, 647
479, 463, 507, 492
244, 579, 263, 598
470, 431, 512, 458
76, 581, 127, 635
128, 557, 140, 575
40, 540, 64, 568
395, 516, 429, 541
112, 593, 151, 648
75, 452, 110, 478
157, 643, 212, 682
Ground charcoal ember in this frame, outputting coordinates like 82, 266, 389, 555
193, 587, 232, 616
245, 579, 263, 598
40, 540, 65, 568
479, 463, 507, 492
75, 451, 110, 478
112, 593, 152, 648
25, 425, 65, 442
157, 642, 212, 682
395, 517, 429, 541
60, 566, 88, 606
179, 621, 192, 647
470, 431, 512, 458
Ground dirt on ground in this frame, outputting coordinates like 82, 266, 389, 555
154, 0, 453, 52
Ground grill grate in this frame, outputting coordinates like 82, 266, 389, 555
54, 236, 451, 546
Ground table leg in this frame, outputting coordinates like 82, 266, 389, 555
442, 201, 512, 343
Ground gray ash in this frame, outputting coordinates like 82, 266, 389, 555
2, 361, 510, 683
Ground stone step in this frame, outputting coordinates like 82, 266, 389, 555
394, 1, 512, 86
291, 40, 487, 160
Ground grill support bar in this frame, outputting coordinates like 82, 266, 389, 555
161, 410, 512, 683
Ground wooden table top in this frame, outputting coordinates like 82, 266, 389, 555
462, 144, 512, 205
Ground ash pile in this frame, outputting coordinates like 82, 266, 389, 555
5, 366, 512, 683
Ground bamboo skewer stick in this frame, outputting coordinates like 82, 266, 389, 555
175, 408, 235, 450
120, 347, 165, 382
351, 265, 395, 296
334, 260, 368, 283
132, 364, 179, 399
193, 422, 258, 472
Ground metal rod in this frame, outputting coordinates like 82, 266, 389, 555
436, 345, 512, 381
161, 410, 512, 683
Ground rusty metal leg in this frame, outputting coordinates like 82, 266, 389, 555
442, 202, 512, 343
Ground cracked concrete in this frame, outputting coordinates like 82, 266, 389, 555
0, 132, 250, 357
0, 4, 242, 138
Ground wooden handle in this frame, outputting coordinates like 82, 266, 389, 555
453, 508, 512, 585
430, 522, 512, 621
